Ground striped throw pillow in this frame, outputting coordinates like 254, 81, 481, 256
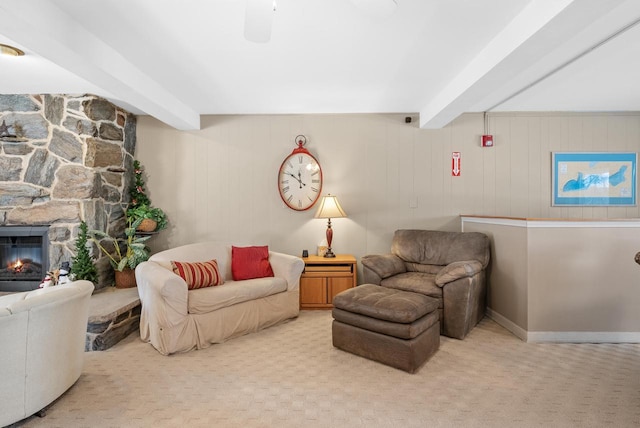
170, 259, 224, 290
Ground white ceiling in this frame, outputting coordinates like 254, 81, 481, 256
0, 0, 639, 130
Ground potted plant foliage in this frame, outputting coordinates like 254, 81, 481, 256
89, 217, 151, 288
126, 204, 167, 232
128, 160, 168, 232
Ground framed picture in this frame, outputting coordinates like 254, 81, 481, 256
552, 152, 637, 206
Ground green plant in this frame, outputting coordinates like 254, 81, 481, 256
89, 217, 151, 272
126, 204, 168, 231
128, 159, 168, 231
70, 221, 98, 283
129, 160, 150, 208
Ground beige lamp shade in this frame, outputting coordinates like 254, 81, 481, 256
314, 194, 347, 219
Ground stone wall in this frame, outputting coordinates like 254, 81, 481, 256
0, 94, 136, 289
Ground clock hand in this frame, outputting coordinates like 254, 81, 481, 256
285, 172, 307, 188
297, 170, 306, 189
286, 172, 302, 184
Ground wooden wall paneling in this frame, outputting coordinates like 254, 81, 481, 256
566, 116, 585, 218
363, 116, 395, 255
580, 116, 595, 218
527, 116, 542, 218
510, 116, 529, 218
226, 120, 251, 241
483, 115, 497, 216
441, 126, 453, 219
413, 125, 432, 223
461, 114, 484, 217
493, 115, 511, 216
336, 115, 369, 256
547, 116, 567, 218
430, 125, 446, 221
538, 117, 551, 218
193, 125, 212, 240
606, 116, 629, 218
394, 119, 415, 229
136, 112, 640, 263
627, 116, 640, 218
589, 116, 609, 218
449, 117, 465, 218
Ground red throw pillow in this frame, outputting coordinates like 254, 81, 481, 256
171, 259, 224, 290
231, 245, 274, 280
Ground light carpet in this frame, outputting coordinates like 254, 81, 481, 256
14, 311, 640, 428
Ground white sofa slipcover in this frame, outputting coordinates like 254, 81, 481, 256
135, 242, 304, 355
0, 280, 94, 427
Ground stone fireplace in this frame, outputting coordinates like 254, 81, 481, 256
0, 94, 136, 290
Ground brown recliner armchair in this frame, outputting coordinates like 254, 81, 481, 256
361, 229, 490, 340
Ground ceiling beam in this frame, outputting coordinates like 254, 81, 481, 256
0, 0, 200, 130
419, 0, 639, 129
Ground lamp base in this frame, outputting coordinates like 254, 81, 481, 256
324, 248, 336, 258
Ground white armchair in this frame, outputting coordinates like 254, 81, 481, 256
0, 280, 94, 426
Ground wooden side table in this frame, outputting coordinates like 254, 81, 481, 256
299, 254, 357, 309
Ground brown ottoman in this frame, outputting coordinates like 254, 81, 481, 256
332, 284, 440, 373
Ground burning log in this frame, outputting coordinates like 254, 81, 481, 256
12, 259, 24, 273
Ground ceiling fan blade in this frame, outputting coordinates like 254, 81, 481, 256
350, 0, 398, 17
244, 0, 275, 43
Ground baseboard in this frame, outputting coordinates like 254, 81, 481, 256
485, 308, 527, 341
526, 331, 640, 343
486, 308, 640, 343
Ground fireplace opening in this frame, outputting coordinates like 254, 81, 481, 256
0, 226, 49, 292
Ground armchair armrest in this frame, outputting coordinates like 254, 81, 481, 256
136, 261, 188, 331
435, 260, 483, 287
361, 254, 406, 280
268, 251, 305, 291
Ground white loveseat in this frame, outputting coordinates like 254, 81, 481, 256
0, 280, 94, 427
135, 242, 305, 355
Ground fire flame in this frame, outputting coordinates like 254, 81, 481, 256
13, 259, 23, 273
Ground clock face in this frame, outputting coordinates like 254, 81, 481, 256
278, 150, 323, 211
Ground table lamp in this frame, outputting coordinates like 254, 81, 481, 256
314, 194, 347, 258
